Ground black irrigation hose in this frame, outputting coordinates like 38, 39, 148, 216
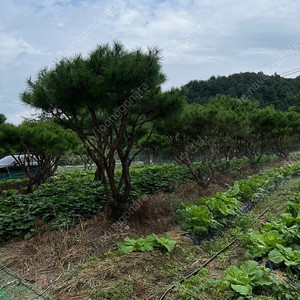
159, 193, 288, 300
159, 238, 238, 300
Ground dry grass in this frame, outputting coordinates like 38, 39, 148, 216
0, 214, 134, 292
52, 230, 198, 300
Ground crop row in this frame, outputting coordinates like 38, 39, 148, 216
176, 182, 300, 300
177, 162, 300, 237
245, 186, 300, 275
211, 186, 300, 299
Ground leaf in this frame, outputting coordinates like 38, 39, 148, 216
123, 237, 135, 246
139, 243, 153, 252
239, 260, 259, 274
269, 249, 285, 264
247, 229, 284, 257
255, 276, 272, 286
231, 284, 252, 296
117, 243, 135, 254
269, 245, 300, 267
24, 231, 34, 240
225, 266, 250, 285
223, 260, 277, 297
156, 236, 177, 252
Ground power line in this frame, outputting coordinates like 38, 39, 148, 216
280, 70, 300, 77
248, 58, 281, 73
280, 67, 300, 76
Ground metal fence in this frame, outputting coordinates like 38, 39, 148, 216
0, 264, 52, 300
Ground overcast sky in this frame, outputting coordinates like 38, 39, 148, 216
1, 0, 300, 123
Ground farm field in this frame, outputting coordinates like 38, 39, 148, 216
2, 2, 300, 300
0, 158, 299, 299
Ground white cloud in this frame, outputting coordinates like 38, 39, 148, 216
0, 33, 42, 65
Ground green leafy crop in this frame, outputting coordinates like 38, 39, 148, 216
245, 184, 300, 260
177, 162, 300, 237
223, 260, 273, 297
117, 234, 176, 254
246, 229, 285, 257
212, 184, 300, 299
198, 192, 241, 223
214, 260, 298, 299
177, 204, 221, 236
269, 244, 300, 269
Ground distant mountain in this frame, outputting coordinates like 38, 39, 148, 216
184, 72, 300, 110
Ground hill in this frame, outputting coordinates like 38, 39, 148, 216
184, 72, 300, 110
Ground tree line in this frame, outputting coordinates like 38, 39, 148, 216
1, 42, 299, 219
153, 94, 299, 188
